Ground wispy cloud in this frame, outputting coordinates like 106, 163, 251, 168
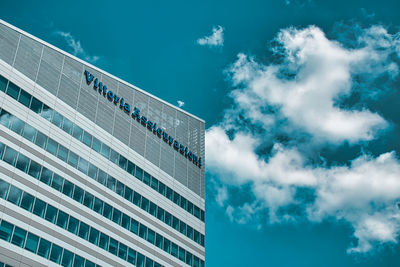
177, 100, 185, 107
197, 26, 224, 47
55, 31, 100, 63
207, 25, 400, 253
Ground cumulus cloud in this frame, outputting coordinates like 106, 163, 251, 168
197, 26, 224, 47
207, 25, 400, 253
56, 31, 100, 63
177, 100, 185, 107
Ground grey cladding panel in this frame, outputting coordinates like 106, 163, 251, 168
63, 56, 82, 84
14, 35, 42, 81
113, 111, 130, 145
0, 23, 19, 65
160, 141, 175, 178
58, 74, 79, 108
36, 60, 61, 95
117, 83, 134, 106
129, 123, 146, 156
145, 133, 161, 167
77, 87, 97, 122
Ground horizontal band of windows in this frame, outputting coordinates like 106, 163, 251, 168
0, 218, 100, 267
0, 142, 204, 267
0, 178, 165, 267
0, 74, 204, 222
0, 107, 204, 247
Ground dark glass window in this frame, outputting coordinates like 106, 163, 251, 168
6, 82, 20, 99
119, 155, 127, 170
110, 149, 119, 165
137, 253, 145, 267
28, 160, 41, 179
157, 207, 165, 222
77, 157, 89, 174
150, 177, 158, 190
20, 192, 34, 212
193, 257, 200, 267
51, 111, 63, 128
72, 124, 83, 141
124, 187, 133, 202
30, 97, 43, 114
130, 219, 139, 235
165, 211, 172, 226
133, 192, 141, 206
187, 225, 193, 239
145, 257, 153, 267
56, 210, 68, 229
135, 166, 143, 180
67, 216, 79, 235
62, 179, 74, 197
121, 213, 130, 230
46, 138, 58, 156
83, 191, 94, 209
201, 210, 205, 222
93, 197, 103, 214
0, 220, 13, 241
11, 117, 25, 135
106, 175, 116, 191
45, 204, 58, 223
82, 131, 92, 147
194, 230, 199, 243
61, 249, 73, 267
11, 225, 26, 247
143, 172, 150, 185
25, 232, 39, 253
92, 137, 101, 153
127, 248, 137, 264
149, 202, 156, 217
40, 167, 53, 186
73, 255, 85, 267
51, 174, 63, 192
62, 117, 73, 134
99, 232, 109, 250
163, 239, 171, 254
187, 201, 194, 214
171, 242, 178, 257
201, 234, 205, 246
72, 186, 84, 203
109, 237, 118, 255
41, 106, 53, 121
179, 221, 186, 235
116, 181, 124, 197
103, 202, 112, 219
127, 160, 135, 175
97, 169, 107, 185
158, 181, 165, 196
7, 185, 22, 205
118, 242, 127, 260
0, 109, 11, 128
180, 197, 187, 210
3, 146, 17, 166
78, 221, 89, 240
0, 179, 9, 199
18, 89, 31, 107
139, 224, 147, 239
166, 187, 173, 200
194, 206, 200, 219
173, 192, 180, 205
88, 164, 98, 180
89, 227, 99, 245
112, 208, 121, 225
49, 243, 62, 264
37, 238, 51, 259
23, 123, 36, 142
33, 198, 46, 218
147, 228, 155, 244
172, 217, 179, 231
155, 233, 163, 249
141, 197, 149, 212
0, 75, 8, 92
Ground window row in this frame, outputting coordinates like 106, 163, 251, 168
0, 218, 100, 267
0, 143, 204, 267
0, 179, 164, 267
0, 74, 204, 222
0, 107, 204, 247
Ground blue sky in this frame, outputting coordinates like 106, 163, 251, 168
2, 0, 400, 266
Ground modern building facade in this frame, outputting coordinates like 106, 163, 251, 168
0, 19, 205, 267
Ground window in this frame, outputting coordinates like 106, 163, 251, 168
0, 109, 11, 128
97, 169, 107, 185
100, 143, 110, 158
194, 206, 200, 219
82, 131, 92, 147
33, 198, 46, 218
194, 230, 199, 243
67, 216, 79, 234
135, 166, 143, 180
88, 227, 99, 245
121, 214, 130, 230
0, 179, 9, 199
35, 131, 47, 149
116, 181, 124, 197
11, 117, 24, 135
156, 207, 165, 222
73, 255, 84, 267
46, 138, 58, 156
171, 243, 178, 257
49, 243, 63, 264
180, 197, 187, 210
56, 210, 68, 229
3, 146, 17, 166
51, 111, 63, 128
179, 221, 187, 235
166, 187, 173, 200
147, 229, 155, 244
172, 217, 179, 231
201, 210, 205, 222
72, 186, 84, 203
187, 201, 194, 214
57, 145, 68, 162
112, 208, 121, 225
187, 225, 193, 239
18, 89, 31, 107
0, 75, 7, 91
173, 191, 180, 205
143, 172, 150, 185
118, 155, 127, 170
78, 222, 89, 240
92, 137, 101, 153
83, 191, 94, 209
51, 174, 64, 192
141, 197, 149, 212
124, 187, 133, 202
20, 192, 34, 212
7, 185, 22, 205
193, 256, 200, 267
77, 157, 89, 174
178, 247, 185, 261
6, 82, 20, 99
41, 106, 53, 121
158, 181, 165, 196
106, 175, 116, 191
133, 192, 141, 206
11, 226, 26, 247
88, 164, 98, 180
62, 180, 74, 198
118, 243, 127, 260
62, 117, 73, 134
136, 253, 145, 267
103, 203, 112, 219
127, 248, 137, 265
28, 160, 41, 179
163, 239, 170, 254
164, 211, 172, 226
61, 249, 74, 267
25, 232, 39, 253
186, 251, 193, 265
23, 123, 36, 142
37, 238, 51, 259
40, 167, 53, 185
150, 177, 158, 190
139, 224, 147, 239
30, 97, 43, 114
155, 233, 163, 249
93, 197, 103, 214
0, 220, 13, 241
72, 124, 83, 141
110, 149, 119, 165
45, 204, 58, 223
149, 202, 156, 217
130, 219, 139, 235
99, 232, 109, 250
145, 258, 153, 267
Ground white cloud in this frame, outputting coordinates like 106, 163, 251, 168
56, 31, 100, 63
177, 100, 185, 107
197, 26, 224, 47
207, 25, 400, 253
